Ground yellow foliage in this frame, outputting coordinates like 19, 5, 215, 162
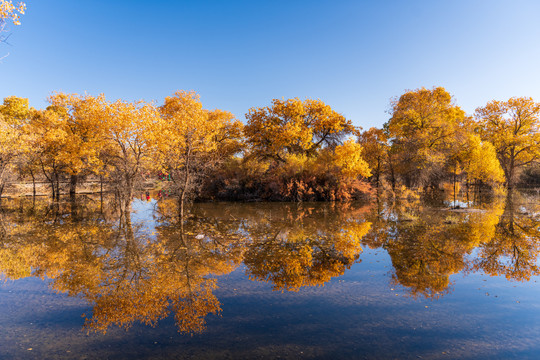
0, 114, 23, 163
274, 153, 313, 178
102, 97, 160, 200
333, 139, 371, 178
0, 96, 30, 124
465, 197, 505, 248
0, 97, 29, 178
386, 87, 467, 187
151, 91, 219, 172
473, 194, 540, 281
358, 127, 388, 183
244, 98, 357, 161
0, 246, 31, 280
461, 134, 505, 184
476, 97, 540, 186
46, 93, 111, 175
0, 0, 25, 25
151, 91, 242, 171
148, 91, 242, 205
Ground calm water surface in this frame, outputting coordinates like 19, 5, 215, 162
0, 191, 539, 359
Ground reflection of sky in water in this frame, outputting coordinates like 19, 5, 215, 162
131, 198, 158, 236
445, 199, 472, 208
0, 193, 539, 359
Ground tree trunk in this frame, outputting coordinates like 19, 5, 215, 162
122, 175, 133, 213
507, 162, 515, 190
179, 149, 192, 220
70, 195, 79, 220
376, 156, 381, 188
40, 161, 56, 201
30, 168, 36, 200
453, 163, 457, 208
50, 177, 55, 201
505, 148, 516, 189
466, 178, 469, 204
100, 174, 104, 212
179, 171, 189, 220
389, 156, 396, 191
55, 172, 60, 202
69, 174, 78, 198
0, 165, 6, 203
179, 192, 185, 221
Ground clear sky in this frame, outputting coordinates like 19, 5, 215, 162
1, 0, 539, 129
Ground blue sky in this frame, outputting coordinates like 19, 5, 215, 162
1, 0, 539, 129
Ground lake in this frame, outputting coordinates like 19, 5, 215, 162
0, 191, 539, 359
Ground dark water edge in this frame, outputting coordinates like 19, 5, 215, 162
0, 192, 539, 359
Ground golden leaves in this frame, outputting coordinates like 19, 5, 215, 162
0, 0, 25, 25
239, 98, 372, 201
475, 97, 540, 186
244, 98, 357, 161
386, 87, 467, 186
152, 90, 220, 170
460, 134, 505, 184
333, 139, 371, 178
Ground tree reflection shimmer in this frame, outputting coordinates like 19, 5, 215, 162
0, 192, 538, 334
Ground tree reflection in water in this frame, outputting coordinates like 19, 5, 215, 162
0, 196, 245, 334
242, 202, 371, 291
0, 192, 539, 333
364, 192, 540, 298
472, 191, 540, 281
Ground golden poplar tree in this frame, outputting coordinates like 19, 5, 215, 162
475, 97, 540, 188
26, 107, 70, 200
101, 98, 159, 211
358, 127, 389, 187
47, 93, 110, 196
386, 87, 466, 188
0, 96, 28, 198
150, 91, 242, 216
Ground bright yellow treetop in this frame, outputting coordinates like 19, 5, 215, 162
151, 91, 226, 173
244, 98, 357, 161
47, 93, 110, 175
475, 97, 540, 186
387, 87, 466, 165
333, 139, 371, 178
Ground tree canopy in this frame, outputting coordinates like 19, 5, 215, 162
0, 87, 539, 204
244, 98, 358, 161
475, 97, 540, 188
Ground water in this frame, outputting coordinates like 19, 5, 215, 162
0, 191, 539, 359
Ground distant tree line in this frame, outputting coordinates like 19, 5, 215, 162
0, 87, 539, 207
